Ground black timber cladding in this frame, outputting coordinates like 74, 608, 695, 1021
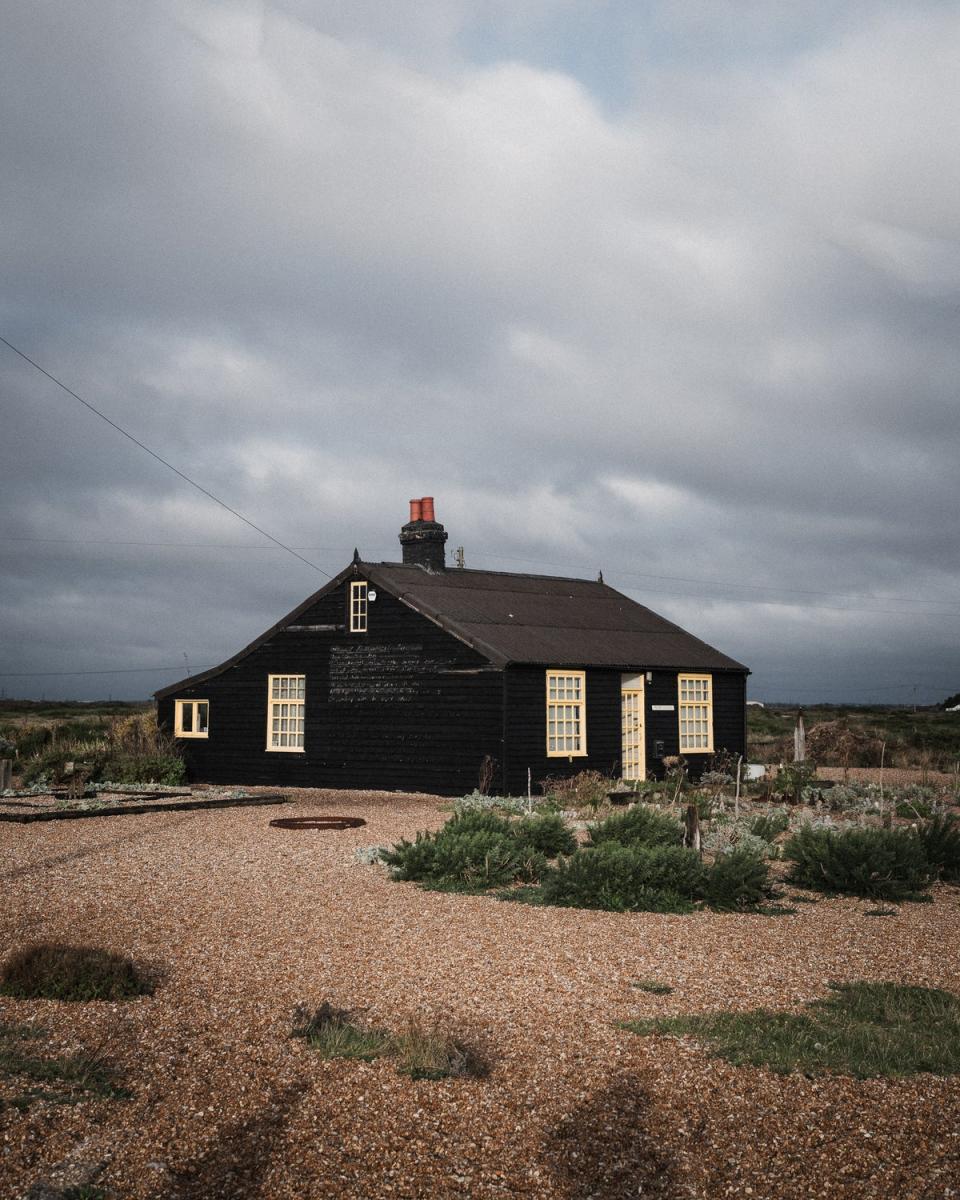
157, 570, 503, 794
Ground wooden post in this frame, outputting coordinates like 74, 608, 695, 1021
684, 803, 701, 856
735, 755, 742, 820
0, 759, 12, 791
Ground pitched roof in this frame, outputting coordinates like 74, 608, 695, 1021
365, 562, 748, 672
156, 559, 747, 698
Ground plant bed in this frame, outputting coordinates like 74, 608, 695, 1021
0, 792, 290, 823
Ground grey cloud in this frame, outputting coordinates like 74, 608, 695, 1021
1, 1, 958, 705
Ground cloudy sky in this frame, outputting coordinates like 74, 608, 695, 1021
2, 1, 959, 705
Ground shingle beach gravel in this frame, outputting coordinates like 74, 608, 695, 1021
2, 788, 959, 1199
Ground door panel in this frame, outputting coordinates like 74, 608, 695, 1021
621, 678, 646, 780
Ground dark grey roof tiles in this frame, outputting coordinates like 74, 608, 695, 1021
365, 562, 747, 671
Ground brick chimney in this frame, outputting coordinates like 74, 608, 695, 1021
399, 496, 448, 571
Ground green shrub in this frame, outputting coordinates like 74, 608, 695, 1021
785, 824, 935, 902
541, 843, 704, 913
749, 809, 790, 842
587, 805, 683, 849
381, 833, 439, 881
383, 808, 572, 891
704, 849, 771, 911
442, 808, 516, 839
516, 812, 577, 857
0, 944, 154, 1002
431, 830, 524, 889
916, 814, 960, 883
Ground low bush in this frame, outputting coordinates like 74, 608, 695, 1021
916, 814, 960, 883
785, 824, 935, 902
587, 805, 683, 850
0, 944, 154, 1002
896, 799, 935, 820
540, 843, 705, 913
516, 812, 577, 857
622, 981, 960, 1078
749, 809, 790, 842
382, 808, 571, 892
704, 849, 771, 911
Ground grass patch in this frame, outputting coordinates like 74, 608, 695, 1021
392, 1021, 487, 1080
0, 1022, 128, 1107
292, 1003, 391, 1061
0, 944, 154, 1002
621, 981, 960, 1078
293, 1005, 486, 1080
631, 980, 673, 995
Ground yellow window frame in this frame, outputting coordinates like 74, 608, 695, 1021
266, 673, 305, 752
174, 698, 209, 738
350, 581, 368, 633
546, 669, 587, 758
678, 673, 713, 753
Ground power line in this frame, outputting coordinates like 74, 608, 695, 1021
0, 335, 331, 579
6, 535, 960, 617
0, 666, 216, 678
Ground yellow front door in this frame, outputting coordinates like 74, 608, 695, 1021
621, 675, 646, 780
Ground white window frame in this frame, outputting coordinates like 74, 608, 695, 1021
546, 669, 587, 758
266, 674, 305, 752
174, 699, 209, 739
678, 673, 713, 753
350, 581, 368, 633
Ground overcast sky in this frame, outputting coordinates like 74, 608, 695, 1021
2, 1, 959, 705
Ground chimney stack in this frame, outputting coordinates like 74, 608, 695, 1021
399, 496, 448, 571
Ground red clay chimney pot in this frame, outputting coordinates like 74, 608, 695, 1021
421, 496, 435, 522
409, 499, 423, 523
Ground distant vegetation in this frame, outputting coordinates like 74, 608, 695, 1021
0, 701, 183, 788
748, 705, 960, 771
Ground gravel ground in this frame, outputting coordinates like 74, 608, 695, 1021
2, 787, 960, 1200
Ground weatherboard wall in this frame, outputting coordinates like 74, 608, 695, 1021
157, 576, 503, 795
502, 665, 747, 794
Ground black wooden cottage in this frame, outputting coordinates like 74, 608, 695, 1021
156, 499, 749, 796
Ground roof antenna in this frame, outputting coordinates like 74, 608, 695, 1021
455, 545, 465, 569
597, 569, 604, 584
183, 651, 191, 677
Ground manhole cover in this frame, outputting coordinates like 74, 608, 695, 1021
269, 815, 367, 831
